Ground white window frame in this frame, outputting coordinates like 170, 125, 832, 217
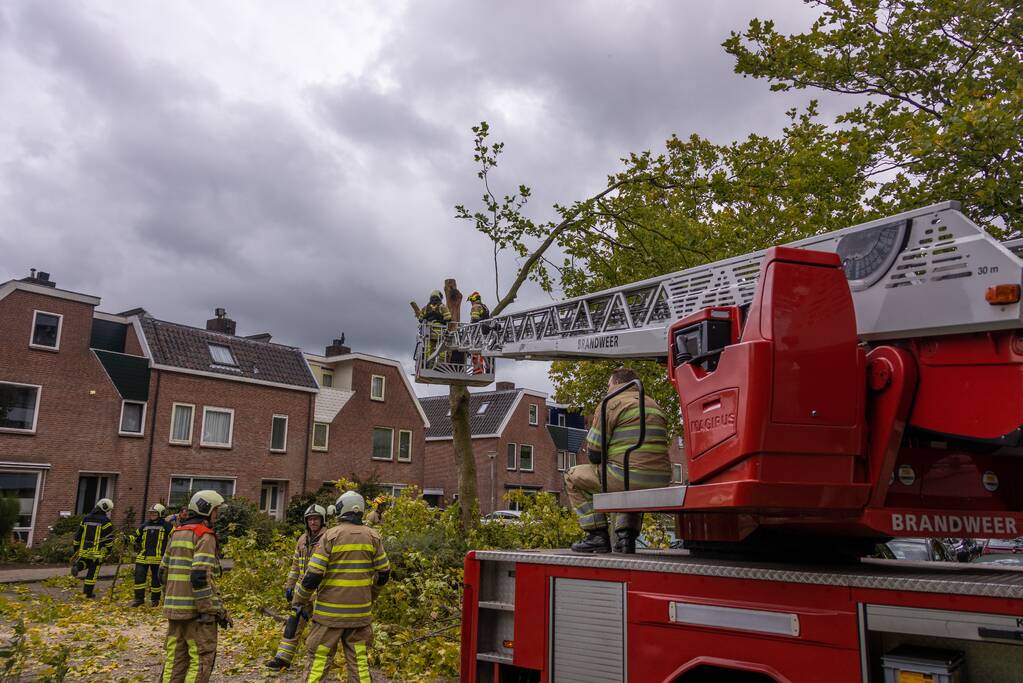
672, 463, 684, 483
169, 403, 195, 445
260, 480, 287, 520
397, 429, 412, 462
29, 310, 63, 351
200, 406, 235, 448
519, 444, 534, 472
370, 374, 386, 401
557, 451, 566, 472
321, 371, 334, 388
168, 475, 236, 507
566, 452, 577, 469
506, 442, 517, 471
0, 381, 42, 434
372, 426, 394, 461
118, 400, 147, 437
270, 414, 289, 453
528, 403, 539, 425
207, 343, 237, 367
558, 413, 566, 427
312, 422, 329, 451
75, 472, 117, 515
1, 468, 45, 546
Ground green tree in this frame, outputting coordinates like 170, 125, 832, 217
723, 0, 1023, 236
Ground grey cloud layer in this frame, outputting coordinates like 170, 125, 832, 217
0, 1, 820, 393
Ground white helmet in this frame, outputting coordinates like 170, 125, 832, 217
96, 498, 114, 514
304, 504, 326, 524
151, 503, 166, 515
336, 491, 365, 516
188, 490, 225, 517
326, 505, 336, 517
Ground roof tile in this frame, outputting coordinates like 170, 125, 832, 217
421, 389, 521, 438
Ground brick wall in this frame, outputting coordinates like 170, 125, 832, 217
307, 359, 426, 493
0, 290, 150, 542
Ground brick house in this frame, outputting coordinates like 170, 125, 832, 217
304, 339, 431, 502
421, 382, 584, 514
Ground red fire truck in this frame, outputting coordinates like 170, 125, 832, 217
417, 201, 1023, 682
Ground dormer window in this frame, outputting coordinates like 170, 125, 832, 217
30, 311, 62, 351
477, 402, 490, 415
208, 343, 237, 366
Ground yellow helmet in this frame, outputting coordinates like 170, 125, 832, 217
468, 291, 481, 302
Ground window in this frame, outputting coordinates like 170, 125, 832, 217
372, 427, 393, 460
558, 413, 566, 427
321, 371, 334, 388
0, 382, 41, 433
528, 404, 538, 425
557, 451, 577, 471
200, 407, 234, 447
30, 311, 62, 350
270, 415, 288, 452
678, 436, 685, 449
519, 445, 534, 472
672, 463, 684, 483
208, 343, 237, 367
558, 451, 566, 471
506, 442, 517, 470
76, 474, 115, 515
119, 401, 146, 436
169, 477, 235, 508
170, 403, 194, 444
398, 430, 412, 462
477, 402, 490, 415
260, 481, 286, 520
370, 375, 386, 401
566, 452, 577, 469
312, 422, 329, 451
1, 469, 43, 544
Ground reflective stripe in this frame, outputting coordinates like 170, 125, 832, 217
171, 540, 195, 549
308, 644, 331, 683
325, 568, 374, 575
325, 560, 373, 570
607, 464, 671, 486
185, 639, 199, 683
321, 577, 373, 587
167, 573, 192, 582
165, 557, 191, 568
354, 642, 371, 683
331, 544, 375, 553
162, 635, 178, 683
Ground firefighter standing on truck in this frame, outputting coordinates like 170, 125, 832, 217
565, 367, 671, 554
131, 503, 171, 607
159, 490, 232, 683
417, 289, 451, 367
73, 498, 115, 598
293, 491, 390, 683
265, 504, 328, 671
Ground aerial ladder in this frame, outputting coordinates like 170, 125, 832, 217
418, 200, 1023, 546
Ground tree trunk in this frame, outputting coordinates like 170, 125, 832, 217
445, 279, 479, 531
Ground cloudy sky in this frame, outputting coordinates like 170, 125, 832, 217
0, 1, 828, 396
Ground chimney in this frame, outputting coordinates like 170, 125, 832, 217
496, 381, 516, 391
21, 268, 56, 288
325, 332, 350, 357
205, 308, 236, 335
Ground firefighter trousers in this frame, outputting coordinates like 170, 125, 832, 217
303, 622, 373, 683
565, 462, 671, 532
273, 612, 308, 664
75, 558, 101, 597
134, 562, 162, 604
161, 618, 218, 683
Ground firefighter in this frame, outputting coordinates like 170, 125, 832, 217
417, 290, 451, 367
73, 498, 115, 598
468, 291, 491, 374
365, 496, 387, 526
159, 491, 232, 683
293, 491, 390, 683
565, 367, 671, 554
326, 504, 337, 524
265, 504, 328, 671
131, 503, 171, 607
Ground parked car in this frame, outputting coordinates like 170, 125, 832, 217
979, 538, 1023, 555
482, 510, 522, 524
971, 554, 1023, 567
874, 538, 956, 562
947, 538, 982, 562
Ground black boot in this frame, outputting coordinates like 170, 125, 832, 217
265, 657, 290, 670
130, 599, 144, 608
571, 528, 611, 554
614, 528, 638, 554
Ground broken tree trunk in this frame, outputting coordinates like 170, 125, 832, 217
445, 278, 479, 531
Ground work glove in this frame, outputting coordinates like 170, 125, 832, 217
587, 448, 604, 465
284, 587, 293, 602
217, 609, 233, 629
197, 613, 217, 625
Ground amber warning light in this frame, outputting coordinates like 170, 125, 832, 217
502, 640, 514, 649
985, 284, 1021, 305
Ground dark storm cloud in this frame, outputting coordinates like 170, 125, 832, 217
0, 1, 828, 393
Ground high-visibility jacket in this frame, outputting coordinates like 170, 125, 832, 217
470, 301, 490, 322
585, 388, 671, 476
284, 528, 324, 592
160, 517, 223, 620
419, 302, 451, 325
294, 521, 389, 628
75, 511, 114, 561
132, 519, 171, 564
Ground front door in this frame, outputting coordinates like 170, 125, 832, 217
260, 482, 285, 520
